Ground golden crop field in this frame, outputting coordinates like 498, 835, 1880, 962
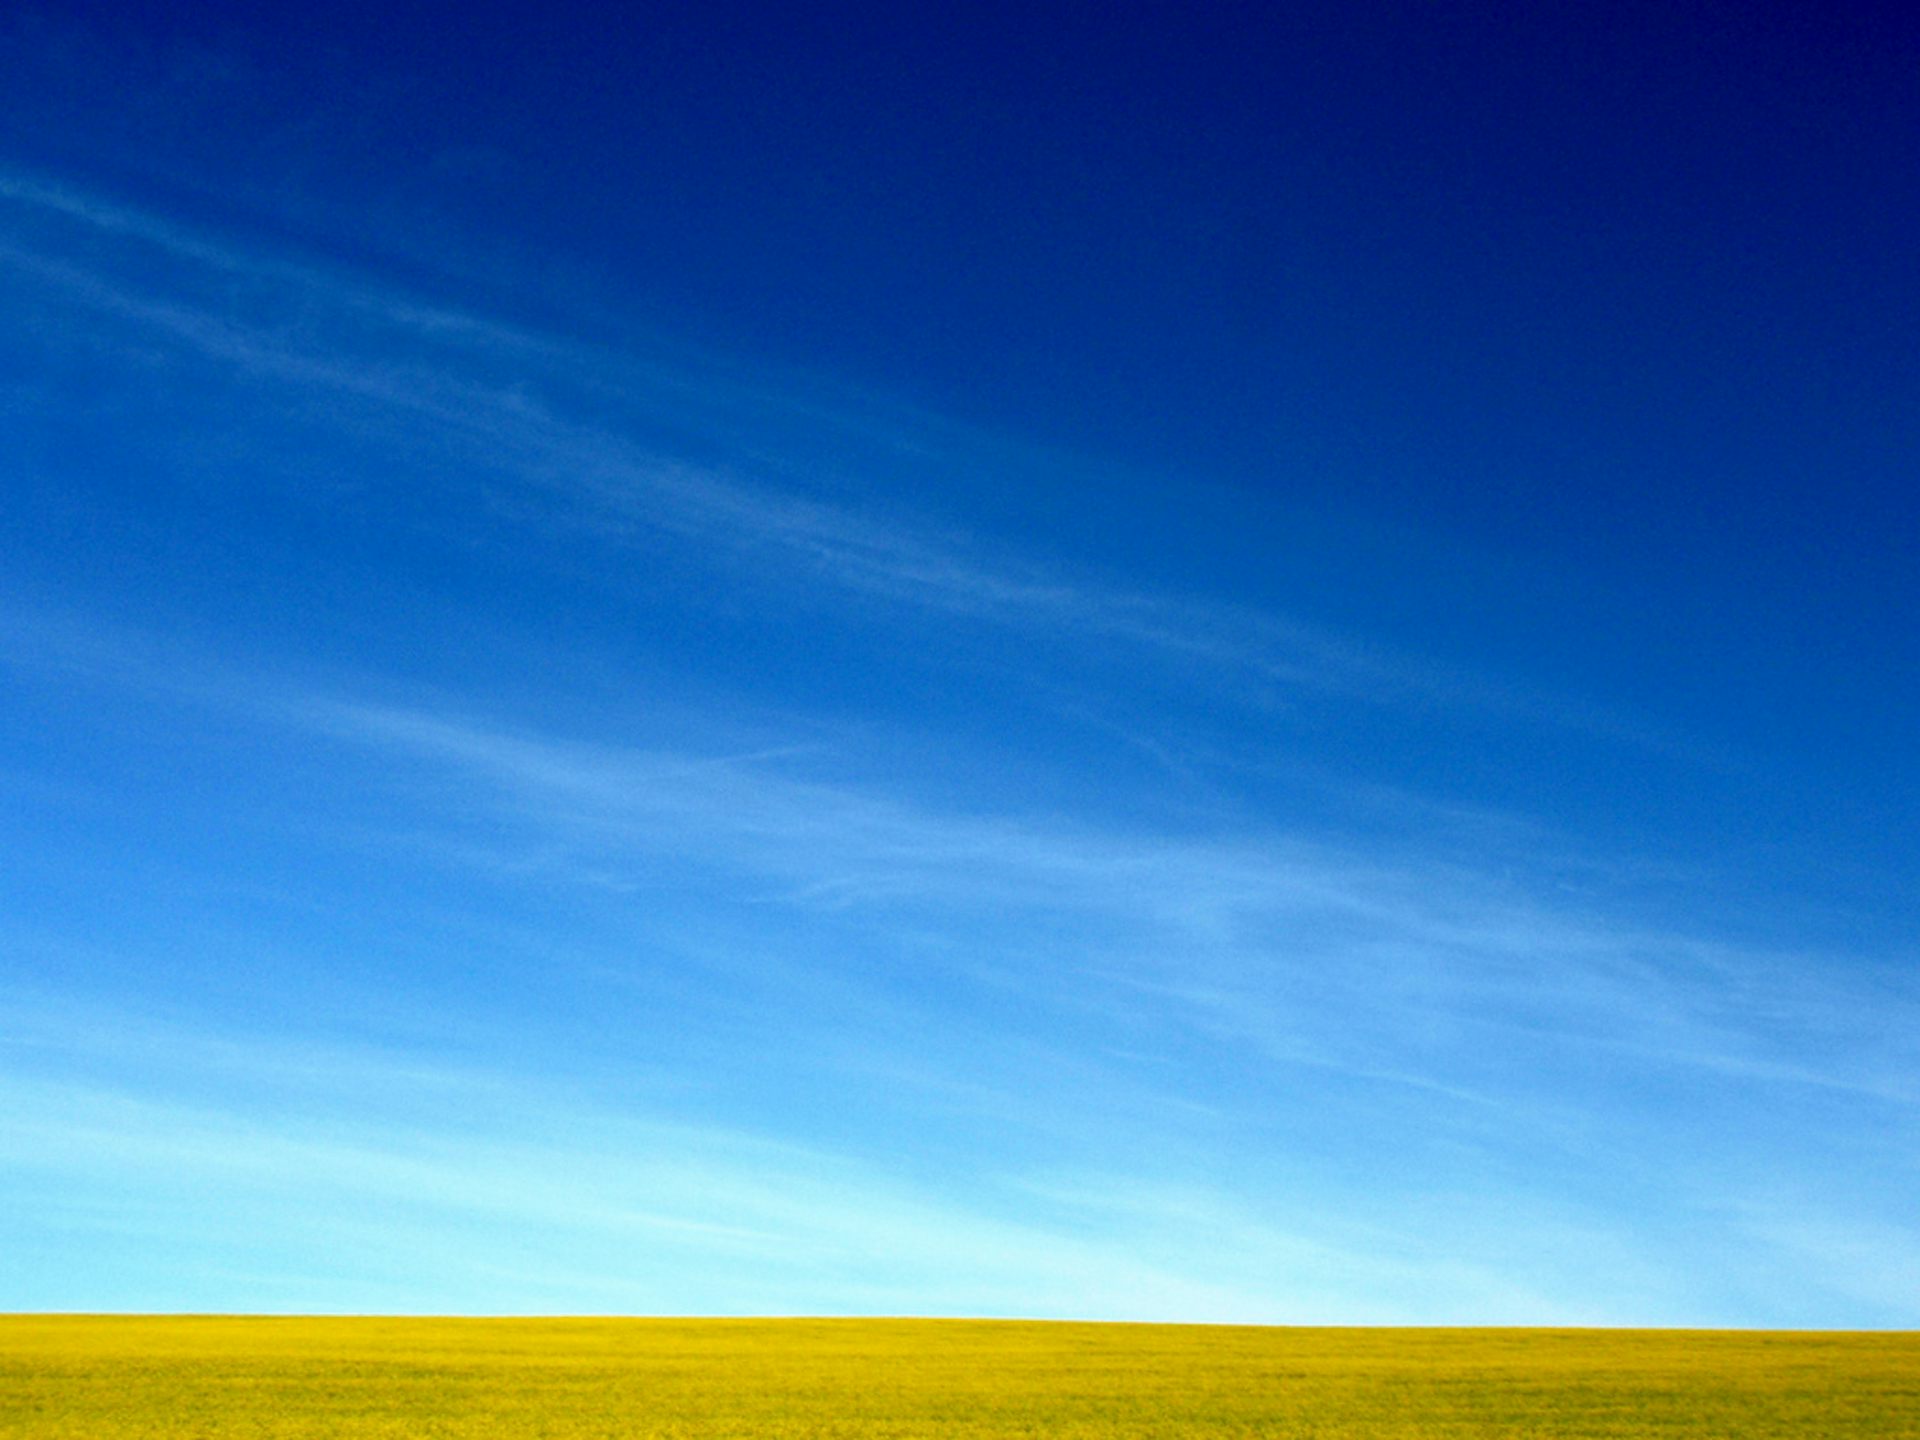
2, 1316, 1916, 1439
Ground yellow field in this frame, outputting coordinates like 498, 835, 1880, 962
2, 1316, 1916, 1438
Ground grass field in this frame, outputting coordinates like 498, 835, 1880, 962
2, 1316, 1915, 1438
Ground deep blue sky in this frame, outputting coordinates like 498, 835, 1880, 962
1, 3, 1916, 1322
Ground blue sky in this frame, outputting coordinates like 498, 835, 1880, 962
1, 4, 1916, 1323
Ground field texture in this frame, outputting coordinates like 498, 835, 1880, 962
2, 1317, 1916, 1439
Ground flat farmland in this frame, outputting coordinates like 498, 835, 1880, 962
2, 1317, 1915, 1438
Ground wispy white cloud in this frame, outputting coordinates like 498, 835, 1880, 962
14, 981, 1900, 1323
0, 996, 1695, 1322
0, 169, 1658, 739
2, 593, 1905, 1126
1, 603, 1914, 1322
300, 695, 1917, 1121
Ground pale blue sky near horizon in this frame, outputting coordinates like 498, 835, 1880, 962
1, 4, 1916, 1325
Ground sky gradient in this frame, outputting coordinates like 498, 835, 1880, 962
2, 4, 1916, 1324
